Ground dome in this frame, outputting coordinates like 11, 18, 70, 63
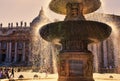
31, 7, 50, 27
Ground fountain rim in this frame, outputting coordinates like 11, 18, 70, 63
40, 20, 112, 43
49, 0, 101, 15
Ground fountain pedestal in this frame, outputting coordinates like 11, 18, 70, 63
58, 52, 94, 81
56, 39, 94, 81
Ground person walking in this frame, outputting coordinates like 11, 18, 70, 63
10, 68, 14, 78
5, 69, 9, 79
0, 68, 3, 79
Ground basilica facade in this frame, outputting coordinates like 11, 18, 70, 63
0, 22, 30, 66
0, 9, 120, 73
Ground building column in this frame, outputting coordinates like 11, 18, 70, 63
28, 43, 32, 65
0, 42, 2, 62
8, 42, 12, 62
103, 40, 108, 67
5, 42, 9, 62
93, 44, 99, 72
22, 42, 25, 62
14, 42, 17, 62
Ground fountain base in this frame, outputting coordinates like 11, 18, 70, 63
58, 77, 94, 81
57, 52, 94, 81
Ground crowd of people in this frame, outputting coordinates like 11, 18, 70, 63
0, 67, 14, 79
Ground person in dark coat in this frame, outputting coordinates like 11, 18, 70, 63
5, 69, 9, 79
10, 68, 14, 78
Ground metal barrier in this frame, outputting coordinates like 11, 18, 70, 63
99, 68, 117, 73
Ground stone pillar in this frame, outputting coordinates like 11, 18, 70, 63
58, 52, 94, 81
0, 42, 2, 62
14, 42, 17, 62
52, 45, 58, 73
93, 44, 99, 72
103, 40, 108, 67
98, 44, 101, 72
57, 39, 94, 81
8, 42, 12, 62
5, 42, 9, 62
22, 42, 25, 62
28, 44, 32, 65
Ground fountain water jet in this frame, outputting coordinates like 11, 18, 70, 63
40, 0, 112, 81
86, 12, 120, 72
107, 22, 119, 72
30, 8, 57, 73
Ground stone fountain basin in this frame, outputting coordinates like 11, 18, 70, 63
40, 20, 111, 43
49, 0, 101, 15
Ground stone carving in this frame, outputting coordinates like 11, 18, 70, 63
16, 22, 18, 27
11, 23, 13, 27
0, 23, 2, 27
84, 55, 93, 77
60, 60, 66, 76
8, 23, 10, 27
21, 21, 23, 27
24, 22, 27, 27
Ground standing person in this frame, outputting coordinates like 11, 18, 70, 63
45, 69, 48, 78
0, 68, 2, 78
5, 69, 9, 79
10, 68, 14, 78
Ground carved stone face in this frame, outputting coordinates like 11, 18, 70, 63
65, 3, 85, 20
71, 8, 78, 16
70, 3, 83, 17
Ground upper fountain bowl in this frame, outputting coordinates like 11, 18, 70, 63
49, 0, 101, 15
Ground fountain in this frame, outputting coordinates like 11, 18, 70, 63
40, 0, 112, 81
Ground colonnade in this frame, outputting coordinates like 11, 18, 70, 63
0, 41, 30, 63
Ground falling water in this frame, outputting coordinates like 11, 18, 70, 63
86, 11, 120, 72
31, 23, 58, 73
30, 8, 58, 73
29, 0, 120, 74
99, 0, 120, 69
107, 22, 120, 69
